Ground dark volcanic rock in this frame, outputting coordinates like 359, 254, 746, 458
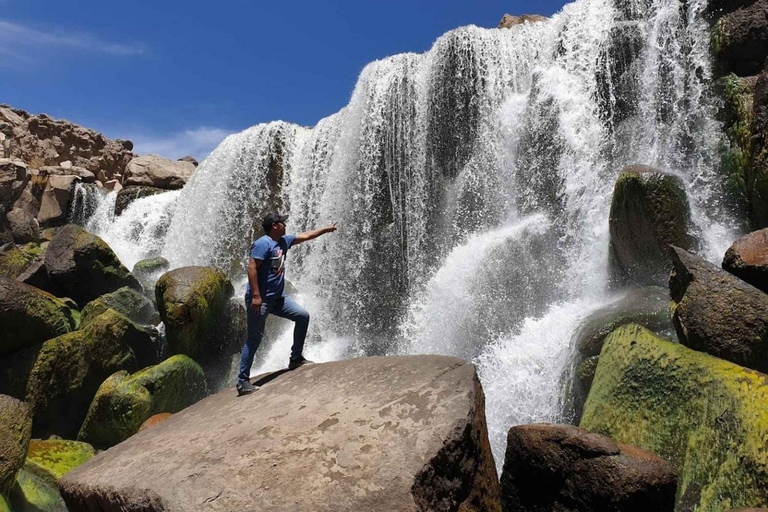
723, 228, 768, 291
713, 0, 768, 76
609, 165, 694, 286
0, 394, 32, 495
0, 158, 29, 216
670, 246, 768, 372
114, 185, 167, 216
44, 224, 140, 305
7, 207, 40, 244
500, 424, 676, 512
60, 355, 501, 512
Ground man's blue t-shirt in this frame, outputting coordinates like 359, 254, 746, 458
246, 234, 296, 299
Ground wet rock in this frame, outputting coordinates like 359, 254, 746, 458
80, 286, 158, 328
114, 185, 166, 216
0, 342, 42, 400
132, 256, 169, 291
497, 14, 547, 28
500, 424, 676, 512
37, 175, 78, 227
713, 0, 768, 77
44, 224, 140, 305
78, 355, 206, 448
670, 246, 768, 372
8, 439, 95, 512
0, 106, 134, 180
7, 208, 39, 244
0, 395, 32, 495
60, 355, 501, 512
723, 227, 768, 291
609, 165, 694, 286
155, 266, 239, 385
581, 324, 768, 511
25, 309, 142, 438
0, 276, 78, 356
124, 155, 194, 190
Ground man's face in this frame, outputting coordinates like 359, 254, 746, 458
270, 221, 286, 237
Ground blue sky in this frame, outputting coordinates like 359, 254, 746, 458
1, 1, 566, 160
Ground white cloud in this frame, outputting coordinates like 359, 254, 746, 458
0, 20, 146, 65
130, 127, 236, 161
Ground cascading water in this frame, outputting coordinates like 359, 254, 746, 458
88, 0, 740, 468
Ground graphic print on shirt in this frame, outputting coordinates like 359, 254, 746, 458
269, 246, 285, 276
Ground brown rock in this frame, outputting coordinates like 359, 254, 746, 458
500, 424, 676, 512
37, 174, 78, 227
12, 181, 40, 218
0, 158, 29, 215
498, 14, 548, 28
138, 412, 172, 432
7, 207, 39, 244
0, 395, 32, 495
714, 0, 768, 76
670, 246, 768, 372
124, 155, 195, 190
38, 165, 96, 183
60, 355, 500, 512
723, 228, 768, 292
114, 185, 166, 216
178, 155, 199, 167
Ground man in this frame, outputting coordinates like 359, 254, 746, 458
236, 212, 337, 396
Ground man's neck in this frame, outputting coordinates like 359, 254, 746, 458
268, 232, 281, 242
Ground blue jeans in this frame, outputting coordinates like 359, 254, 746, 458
237, 295, 310, 382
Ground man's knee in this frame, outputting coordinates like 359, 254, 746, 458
297, 310, 310, 325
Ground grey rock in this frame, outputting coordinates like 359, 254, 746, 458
60, 356, 501, 512
7, 207, 40, 244
37, 174, 79, 227
0, 158, 29, 215
124, 155, 194, 190
114, 185, 166, 216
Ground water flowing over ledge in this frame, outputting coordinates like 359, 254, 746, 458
85, 0, 740, 468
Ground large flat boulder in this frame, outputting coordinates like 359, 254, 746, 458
670, 246, 768, 372
722, 227, 768, 292
124, 155, 194, 190
581, 324, 768, 511
60, 355, 501, 511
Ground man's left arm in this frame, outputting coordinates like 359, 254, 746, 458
293, 223, 338, 245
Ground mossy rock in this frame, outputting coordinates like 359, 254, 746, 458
0, 344, 43, 400
0, 494, 10, 512
114, 186, 166, 216
581, 324, 768, 512
80, 286, 158, 328
132, 257, 170, 291
8, 439, 95, 511
0, 395, 32, 495
44, 224, 140, 306
78, 355, 207, 448
0, 245, 34, 279
0, 276, 78, 356
608, 165, 694, 286
156, 267, 239, 385
25, 309, 142, 439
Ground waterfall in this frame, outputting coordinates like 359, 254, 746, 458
68, 183, 107, 227
89, 0, 738, 468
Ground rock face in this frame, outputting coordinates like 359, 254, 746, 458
7, 207, 39, 244
500, 424, 676, 512
132, 256, 170, 290
498, 14, 547, 28
0, 244, 34, 279
44, 224, 140, 306
713, 0, 768, 77
0, 105, 134, 181
78, 355, 207, 448
155, 266, 239, 384
0, 276, 78, 356
60, 355, 501, 512
581, 324, 768, 511
124, 155, 195, 190
670, 246, 768, 372
0, 159, 29, 217
0, 395, 32, 495
80, 286, 158, 327
25, 309, 142, 438
37, 174, 79, 227
723, 228, 768, 291
609, 165, 694, 286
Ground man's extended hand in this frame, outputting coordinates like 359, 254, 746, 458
325, 222, 338, 233
295, 222, 339, 244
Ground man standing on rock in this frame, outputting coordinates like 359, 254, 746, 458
237, 212, 337, 396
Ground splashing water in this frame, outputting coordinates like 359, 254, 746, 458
81, 0, 739, 468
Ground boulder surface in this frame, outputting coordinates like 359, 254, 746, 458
60, 355, 501, 512
670, 246, 768, 372
500, 424, 676, 512
722, 227, 768, 292
124, 155, 194, 190
581, 324, 768, 511
0, 395, 32, 495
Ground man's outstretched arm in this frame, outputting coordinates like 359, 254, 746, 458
293, 223, 338, 245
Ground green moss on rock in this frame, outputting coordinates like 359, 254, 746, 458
581, 324, 768, 512
0, 494, 10, 512
0, 395, 32, 495
0, 276, 77, 356
0, 245, 34, 279
78, 355, 207, 448
25, 308, 141, 438
80, 286, 158, 328
10, 464, 66, 512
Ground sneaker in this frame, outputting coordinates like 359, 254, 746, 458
236, 380, 259, 396
288, 356, 314, 370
